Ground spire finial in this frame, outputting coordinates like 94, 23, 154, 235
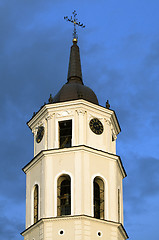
64, 10, 85, 42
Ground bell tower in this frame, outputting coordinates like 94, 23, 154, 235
21, 13, 128, 240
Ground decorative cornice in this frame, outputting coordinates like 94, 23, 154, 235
32, 121, 45, 134
76, 109, 86, 115
27, 100, 121, 135
56, 110, 73, 118
104, 119, 111, 126
22, 145, 127, 178
112, 129, 117, 140
46, 113, 55, 120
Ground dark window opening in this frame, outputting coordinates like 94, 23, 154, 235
59, 120, 72, 148
57, 175, 71, 216
118, 189, 120, 222
34, 185, 38, 224
112, 134, 115, 141
94, 177, 104, 219
94, 182, 100, 219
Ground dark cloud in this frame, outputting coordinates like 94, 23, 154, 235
0, 131, 27, 202
123, 155, 159, 240
123, 155, 159, 214
0, 197, 25, 239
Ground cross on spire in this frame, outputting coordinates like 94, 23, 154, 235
64, 10, 85, 42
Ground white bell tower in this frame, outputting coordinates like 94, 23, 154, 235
21, 32, 128, 240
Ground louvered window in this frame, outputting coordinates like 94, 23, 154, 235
94, 177, 104, 219
57, 175, 71, 216
34, 185, 38, 223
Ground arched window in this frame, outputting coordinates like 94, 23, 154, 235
34, 185, 39, 223
93, 177, 104, 219
57, 175, 71, 216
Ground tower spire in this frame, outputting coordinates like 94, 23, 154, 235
51, 12, 98, 104
67, 39, 83, 84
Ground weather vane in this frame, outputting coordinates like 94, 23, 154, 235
64, 10, 85, 41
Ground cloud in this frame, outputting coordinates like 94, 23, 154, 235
123, 154, 159, 240
124, 155, 159, 214
0, 197, 25, 239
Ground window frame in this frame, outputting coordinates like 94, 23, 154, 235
59, 120, 72, 149
57, 174, 71, 216
33, 184, 39, 224
93, 176, 105, 219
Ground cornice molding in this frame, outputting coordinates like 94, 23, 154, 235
22, 145, 127, 178
27, 100, 121, 134
21, 215, 128, 239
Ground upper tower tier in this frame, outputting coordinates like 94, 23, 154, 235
52, 39, 99, 105
27, 39, 121, 157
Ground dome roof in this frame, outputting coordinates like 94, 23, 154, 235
52, 39, 99, 105
53, 82, 99, 105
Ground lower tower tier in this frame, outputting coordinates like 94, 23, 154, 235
23, 146, 126, 228
21, 215, 128, 240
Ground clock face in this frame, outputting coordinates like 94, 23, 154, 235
89, 118, 104, 135
36, 126, 44, 143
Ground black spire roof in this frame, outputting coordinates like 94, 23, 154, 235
67, 38, 83, 84
52, 39, 99, 105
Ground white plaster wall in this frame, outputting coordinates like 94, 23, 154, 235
25, 147, 124, 228
25, 158, 44, 228
34, 134, 45, 156
30, 101, 119, 157
22, 216, 127, 240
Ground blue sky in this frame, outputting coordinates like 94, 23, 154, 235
0, 0, 159, 239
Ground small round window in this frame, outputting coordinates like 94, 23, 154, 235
58, 229, 65, 235
97, 231, 103, 237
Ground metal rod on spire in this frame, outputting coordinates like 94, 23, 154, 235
64, 10, 85, 41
